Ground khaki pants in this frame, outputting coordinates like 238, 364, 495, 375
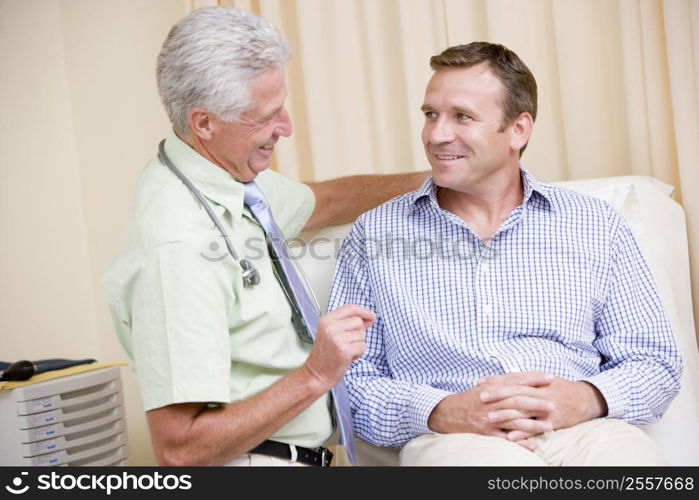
400, 418, 666, 466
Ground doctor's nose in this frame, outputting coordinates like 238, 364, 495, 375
275, 107, 292, 137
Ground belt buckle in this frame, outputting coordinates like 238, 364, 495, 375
320, 447, 333, 467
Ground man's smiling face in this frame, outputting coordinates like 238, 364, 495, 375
202, 66, 292, 182
421, 62, 520, 192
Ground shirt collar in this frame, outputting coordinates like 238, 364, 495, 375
408, 166, 555, 214
162, 130, 246, 221
520, 167, 555, 212
408, 175, 439, 210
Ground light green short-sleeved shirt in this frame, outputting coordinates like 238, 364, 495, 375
103, 132, 333, 448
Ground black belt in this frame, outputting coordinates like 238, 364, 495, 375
249, 440, 333, 467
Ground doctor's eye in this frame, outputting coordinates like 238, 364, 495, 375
423, 111, 437, 120
199, 240, 228, 262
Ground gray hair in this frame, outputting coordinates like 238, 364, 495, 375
156, 6, 291, 135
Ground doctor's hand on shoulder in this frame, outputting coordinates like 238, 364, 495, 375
302, 305, 376, 391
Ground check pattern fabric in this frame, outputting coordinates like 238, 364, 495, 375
327, 169, 682, 448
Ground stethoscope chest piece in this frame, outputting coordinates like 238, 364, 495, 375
240, 259, 261, 287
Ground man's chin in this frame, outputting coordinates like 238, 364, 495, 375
252, 166, 271, 178
245, 163, 272, 181
430, 168, 457, 189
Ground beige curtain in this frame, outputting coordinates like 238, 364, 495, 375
219, 0, 699, 340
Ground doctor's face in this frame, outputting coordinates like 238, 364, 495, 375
421, 63, 520, 192
205, 67, 292, 182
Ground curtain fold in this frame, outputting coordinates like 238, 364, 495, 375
664, 0, 699, 340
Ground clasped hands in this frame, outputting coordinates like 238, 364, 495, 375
427, 371, 607, 451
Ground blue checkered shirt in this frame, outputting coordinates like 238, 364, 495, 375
327, 169, 682, 447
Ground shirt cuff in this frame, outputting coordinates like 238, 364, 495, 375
139, 373, 230, 412
408, 385, 453, 437
583, 371, 628, 419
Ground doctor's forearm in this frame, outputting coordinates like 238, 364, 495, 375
147, 364, 330, 466
304, 171, 429, 230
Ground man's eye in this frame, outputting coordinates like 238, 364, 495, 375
456, 113, 472, 121
424, 111, 437, 119
258, 109, 281, 125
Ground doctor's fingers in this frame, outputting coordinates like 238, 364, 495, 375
324, 329, 365, 355
345, 329, 366, 342
347, 339, 367, 362
331, 330, 366, 361
333, 329, 366, 345
319, 315, 370, 336
325, 304, 376, 324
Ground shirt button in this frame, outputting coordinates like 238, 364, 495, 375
483, 304, 493, 316
480, 263, 489, 272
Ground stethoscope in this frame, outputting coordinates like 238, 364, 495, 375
156, 140, 322, 321
158, 139, 261, 287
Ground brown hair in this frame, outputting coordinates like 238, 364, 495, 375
430, 42, 537, 155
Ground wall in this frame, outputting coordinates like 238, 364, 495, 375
0, 0, 187, 465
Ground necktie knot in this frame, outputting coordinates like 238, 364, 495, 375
243, 181, 268, 210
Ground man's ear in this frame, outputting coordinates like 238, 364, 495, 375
188, 107, 215, 141
509, 112, 534, 153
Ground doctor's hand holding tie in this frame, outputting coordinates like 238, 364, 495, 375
301, 305, 376, 390
244, 180, 374, 464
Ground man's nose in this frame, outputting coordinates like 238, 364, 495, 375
423, 119, 455, 144
275, 107, 292, 137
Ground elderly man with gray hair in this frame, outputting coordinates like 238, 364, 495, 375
103, 6, 425, 467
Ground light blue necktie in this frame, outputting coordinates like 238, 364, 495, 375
243, 181, 357, 465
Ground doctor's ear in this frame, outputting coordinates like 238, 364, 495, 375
188, 108, 215, 141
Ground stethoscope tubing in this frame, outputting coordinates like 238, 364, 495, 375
158, 140, 243, 265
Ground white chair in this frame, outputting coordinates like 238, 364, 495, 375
297, 176, 699, 466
